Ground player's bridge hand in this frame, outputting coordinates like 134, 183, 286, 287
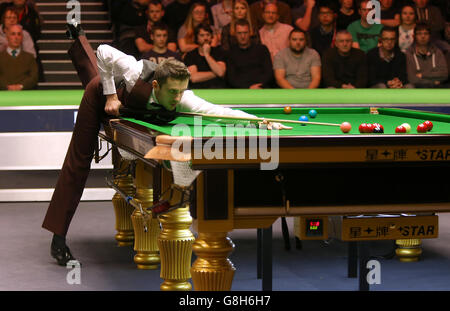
105, 94, 123, 116
258, 120, 292, 130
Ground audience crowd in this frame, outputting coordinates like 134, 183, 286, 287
0, 0, 449, 90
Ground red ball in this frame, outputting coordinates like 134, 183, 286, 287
423, 120, 433, 131
395, 125, 406, 133
359, 123, 368, 133
417, 123, 427, 133
366, 123, 374, 133
340, 122, 352, 133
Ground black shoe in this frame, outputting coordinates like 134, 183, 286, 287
51, 235, 76, 266
65, 23, 85, 40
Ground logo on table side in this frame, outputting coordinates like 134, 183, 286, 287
170, 116, 280, 170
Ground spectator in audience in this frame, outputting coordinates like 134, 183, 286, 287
309, 2, 336, 56
293, 0, 319, 32
380, 0, 400, 27
367, 27, 412, 88
184, 23, 226, 88
111, 0, 150, 58
140, 23, 182, 63
398, 4, 416, 53
347, 0, 384, 53
413, 0, 445, 42
250, 0, 291, 30
0, 7, 35, 56
226, 19, 273, 88
211, 0, 233, 35
134, 0, 177, 54
0, 0, 41, 43
221, 0, 259, 51
406, 22, 448, 88
178, 2, 218, 54
163, 0, 192, 34
0, 24, 38, 90
274, 28, 321, 88
336, 0, 359, 31
322, 30, 368, 88
259, 3, 293, 61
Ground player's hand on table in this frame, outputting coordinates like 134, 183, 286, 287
105, 94, 123, 116
258, 120, 293, 130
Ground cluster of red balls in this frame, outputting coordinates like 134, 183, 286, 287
358, 123, 384, 133
395, 121, 433, 133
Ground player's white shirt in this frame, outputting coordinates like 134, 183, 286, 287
96, 44, 256, 121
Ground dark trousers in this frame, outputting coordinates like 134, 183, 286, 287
42, 36, 104, 236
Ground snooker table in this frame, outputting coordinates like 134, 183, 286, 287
101, 105, 450, 291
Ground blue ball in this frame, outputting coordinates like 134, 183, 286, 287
309, 109, 317, 118
299, 115, 309, 125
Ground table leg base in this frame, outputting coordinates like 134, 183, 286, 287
134, 252, 160, 270
395, 239, 422, 262
160, 279, 192, 291
115, 231, 134, 247
191, 232, 236, 291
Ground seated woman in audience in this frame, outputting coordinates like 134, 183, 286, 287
336, 0, 359, 31
398, 4, 416, 53
0, 7, 35, 57
221, 0, 259, 51
178, 2, 218, 55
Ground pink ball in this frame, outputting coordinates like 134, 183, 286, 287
340, 122, 352, 133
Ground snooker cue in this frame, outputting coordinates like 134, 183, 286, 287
178, 112, 343, 127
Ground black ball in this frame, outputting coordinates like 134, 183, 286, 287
373, 126, 384, 133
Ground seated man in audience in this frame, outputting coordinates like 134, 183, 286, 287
273, 28, 321, 89
184, 23, 227, 89
111, 0, 150, 58
0, 7, 35, 57
308, 2, 336, 56
0, 24, 38, 90
226, 19, 273, 88
367, 27, 412, 88
140, 23, 182, 63
259, 3, 293, 60
347, 0, 384, 53
406, 22, 448, 88
413, 0, 445, 42
250, 0, 292, 30
322, 30, 368, 88
134, 0, 177, 54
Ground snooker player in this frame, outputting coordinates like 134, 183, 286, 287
42, 24, 291, 266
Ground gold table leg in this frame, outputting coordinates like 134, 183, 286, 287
191, 232, 236, 291
132, 161, 160, 270
111, 160, 135, 246
158, 205, 195, 291
396, 239, 422, 262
